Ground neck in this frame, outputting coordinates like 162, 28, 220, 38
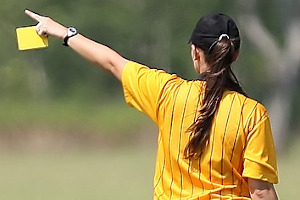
198, 63, 209, 74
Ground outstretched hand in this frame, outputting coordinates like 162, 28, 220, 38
25, 10, 67, 40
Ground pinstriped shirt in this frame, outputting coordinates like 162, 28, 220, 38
122, 61, 278, 200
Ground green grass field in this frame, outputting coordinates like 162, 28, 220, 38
0, 147, 156, 200
0, 143, 298, 200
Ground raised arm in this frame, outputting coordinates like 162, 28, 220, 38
25, 10, 128, 81
248, 178, 278, 200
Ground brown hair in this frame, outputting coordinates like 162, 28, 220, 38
184, 37, 247, 159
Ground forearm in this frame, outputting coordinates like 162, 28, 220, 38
68, 34, 128, 80
25, 9, 128, 81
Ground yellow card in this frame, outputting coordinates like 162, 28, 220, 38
16, 26, 48, 51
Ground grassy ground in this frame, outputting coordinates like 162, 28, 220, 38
0, 143, 298, 200
0, 99, 157, 199
0, 100, 297, 199
0, 147, 156, 200
275, 138, 300, 199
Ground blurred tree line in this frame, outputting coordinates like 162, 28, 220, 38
0, 0, 299, 151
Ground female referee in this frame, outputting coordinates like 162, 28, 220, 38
25, 10, 278, 199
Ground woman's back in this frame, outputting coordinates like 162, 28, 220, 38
122, 62, 277, 199
152, 78, 277, 199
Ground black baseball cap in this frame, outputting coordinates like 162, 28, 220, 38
189, 13, 240, 51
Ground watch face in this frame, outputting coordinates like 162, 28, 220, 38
68, 27, 77, 36
70, 28, 76, 33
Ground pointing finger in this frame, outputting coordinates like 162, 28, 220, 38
25, 9, 44, 22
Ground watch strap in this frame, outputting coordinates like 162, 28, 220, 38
63, 27, 78, 46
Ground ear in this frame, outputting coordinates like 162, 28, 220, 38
191, 44, 200, 61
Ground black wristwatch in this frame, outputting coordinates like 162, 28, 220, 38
63, 27, 78, 46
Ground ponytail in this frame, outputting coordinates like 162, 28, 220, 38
184, 36, 247, 159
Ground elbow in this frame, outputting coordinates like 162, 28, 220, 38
251, 189, 278, 200
248, 178, 278, 200
251, 189, 268, 199
107, 58, 128, 81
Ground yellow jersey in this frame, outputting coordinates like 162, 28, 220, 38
122, 61, 278, 199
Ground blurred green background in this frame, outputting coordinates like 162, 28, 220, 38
1, 0, 299, 199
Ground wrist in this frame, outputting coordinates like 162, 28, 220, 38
63, 27, 78, 46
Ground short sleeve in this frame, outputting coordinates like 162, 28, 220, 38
121, 61, 177, 123
242, 107, 278, 184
